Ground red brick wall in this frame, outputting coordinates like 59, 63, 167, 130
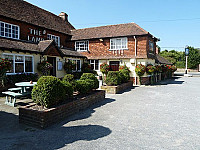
67, 36, 156, 59
0, 16, 71, 47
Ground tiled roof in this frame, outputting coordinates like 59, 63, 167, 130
0, 0, 75, 35
0, 38, 85, 58
71, 23, 149, 40
155, 54, 173, 65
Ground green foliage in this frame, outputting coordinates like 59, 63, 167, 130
80, 73, 99, 89
0, 58, 12, 87
61, 80, 73, 98
119, 65, 131, 73
37, 61, 53, 76
135, 64, 146, 77
105, 71, 121, 86
72, 72, 83, 79
100, 63, 109, 75
63, 74, 74, 83
119, 70, 130, 83
76, 80, 91, 94
187, 47, 200, 69
63, 74, 77, 91
82, 62, 92, 73
64, 60, 76, 74
32, 76, 66, 108
176, 61, 185, 68
160, 50, 184, 65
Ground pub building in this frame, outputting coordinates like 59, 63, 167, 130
0, 0, 86, 78
1, 0, 169, 85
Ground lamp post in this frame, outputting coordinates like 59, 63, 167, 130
185, 45, 189, 74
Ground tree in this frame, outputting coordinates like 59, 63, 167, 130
187, 47, 200, 69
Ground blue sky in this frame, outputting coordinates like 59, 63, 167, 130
25, 0, 200, 51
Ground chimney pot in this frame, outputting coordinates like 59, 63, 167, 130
59, 12, 68, 22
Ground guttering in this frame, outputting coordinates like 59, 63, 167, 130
134, 36, 137, 85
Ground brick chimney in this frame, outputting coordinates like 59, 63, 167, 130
59, 12, 68, 22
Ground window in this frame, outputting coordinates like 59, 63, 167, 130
2, 54, 34, 74
110, 37, 127, 50
149, 41, 154, 53
90, 60, 99, 70
0, 21, 20, 39
47, 34, 60, 47
70, 59, 81, 71
75, 41, 89, 51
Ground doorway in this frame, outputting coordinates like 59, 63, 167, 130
47, 57, 56, 76
109, 61, 120, 71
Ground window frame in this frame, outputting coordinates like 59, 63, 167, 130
89, 59, 99, 71
47, 33, 60, 47
0, 21, 20, 39
2, 53, 34, 75
149, 40, 154, 54
68, 59, 82, 72
75, 40, 89, 51
110, 37, 128, 50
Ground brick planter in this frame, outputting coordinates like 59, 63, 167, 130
19, 90, 105, 128
101, 81, 133, 94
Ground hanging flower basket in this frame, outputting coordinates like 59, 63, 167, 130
135, 64, 146, 85
37, 61, 53, 76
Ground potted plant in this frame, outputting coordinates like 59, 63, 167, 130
146, 64, 156, 85
135, 64, 146, 85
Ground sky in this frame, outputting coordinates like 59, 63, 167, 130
25, 0, 200, 52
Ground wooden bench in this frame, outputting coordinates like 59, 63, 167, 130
2, 91, 23, 107
8, 87, 22, 92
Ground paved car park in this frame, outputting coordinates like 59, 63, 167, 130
0, 76, 200, 150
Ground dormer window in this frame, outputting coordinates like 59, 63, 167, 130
75, 41, 89, 51
47, 34, 60, 47
0, 21, 20, 39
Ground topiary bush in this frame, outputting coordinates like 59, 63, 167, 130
80, 73, 99, 89
32, 76, 66, 108
120, 70, 130, 83
62, 80, 73, 98
63, 74, 77, 91
76, 80, 91, 94
119, 71, 126, 83
105, 71, 121, 86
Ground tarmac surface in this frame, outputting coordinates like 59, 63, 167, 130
0, 76, 200, 150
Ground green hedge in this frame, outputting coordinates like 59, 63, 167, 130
120, 70, 130, 83
32, 76, 66, 108
63, 74, 77, 91
76, 80, 91, 94
62, 81, 73, 99
80, 73, 99, 89
105, 71, 121, 86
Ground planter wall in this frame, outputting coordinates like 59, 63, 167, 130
101, 81, 133, 94
19, 90, 105, 128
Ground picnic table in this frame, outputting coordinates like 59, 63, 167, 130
2, 82, 37, 107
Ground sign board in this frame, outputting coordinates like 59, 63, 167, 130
185, 48, 189, 56
57, 61, 63, 71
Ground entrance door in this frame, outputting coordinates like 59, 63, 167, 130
109, 61, 120, 71
47, 57, 56, 76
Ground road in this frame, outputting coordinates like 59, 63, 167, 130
0, 76, 200, 150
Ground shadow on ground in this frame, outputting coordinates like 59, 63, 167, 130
117, 86, 138, 94
156, 77, 184, 85
0, 98, 115, 150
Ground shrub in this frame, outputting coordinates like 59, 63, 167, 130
0, 58, 12, 87
120, 70, 130, 83
63, 74, 77, 91
63, 74, 74, 83
64, 60, 76, 73
37, 61, 53, 76
80, 73, 99, 89
82, 62, 92, 73
105, 71, 121, 86
62, 81, 73, 98
72, 72, 83, 79
32, 76, 66, 108
119, 71, 126, 83
76, 80, 91, 94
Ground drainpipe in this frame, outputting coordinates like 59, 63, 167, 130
134, 36, 137, 85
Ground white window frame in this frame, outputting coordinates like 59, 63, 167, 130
2, 53, 34, 75
47, 33, 60, 47
68, 59, 82, 72
0, 21, 20, 39
75, 40, 89, 51
110, 37, 128, 50
89, 59, 99, 71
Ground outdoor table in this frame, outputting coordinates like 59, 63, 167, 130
15, 82, 37, 96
